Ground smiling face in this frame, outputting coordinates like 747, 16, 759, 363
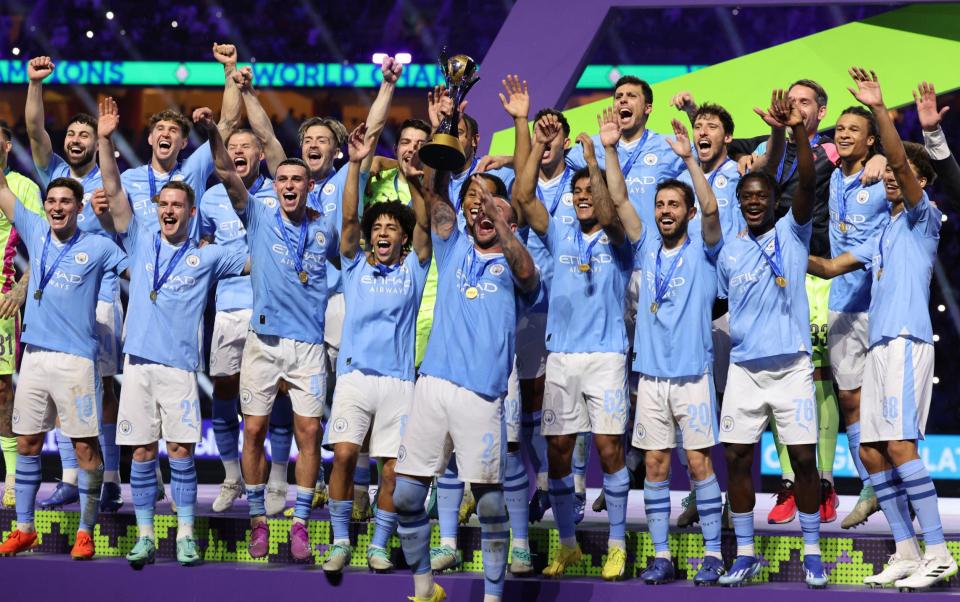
655, 186, 695, 241
63, 121, 97, 169
571, 175, 596, 224
883, 161, 927, 204
693, 113, 731, 167
834, 113, 875, 165
461, 177, 498, 229
156, 187, 195, 241
738, 176, 777, 231
370, 213, 407, 265
396, 126, 428, 177
472, 196, 515, 249
300, 124, 339, 177
44, 186, 81, 239
148, 120, 188, 165
613, 83, 652, 134
274, 163, 313, 216
226, 131, 264, 181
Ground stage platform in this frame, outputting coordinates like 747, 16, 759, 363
3, 483, 960, 600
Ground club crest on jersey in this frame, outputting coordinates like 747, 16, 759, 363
265, 197, 278, 209
74, 252, 89, 265
643, 153, 658, 166
635, 423, 646, 439
715, 175, 728, 189
240, 389, 252, 405
171, 174, 185, 182
315, 232, 326, 246
856, 189, 870, 204
186, 254, 200, 268
490, 264, 505, 276
599, 234, 610, 245
542, 409, 556, 426
83, 192, 93, 203
11, 409, 19, 424
721, 416, 734, 432
333, 417, 349, 433
561, 193, 574, 206
323, 183, 336, 196
119, 420, 133, 435
397, 445, 407, 463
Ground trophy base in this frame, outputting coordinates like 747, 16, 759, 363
419, 134, 467, 171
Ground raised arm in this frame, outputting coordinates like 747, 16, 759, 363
360, 57, 402, 173
915, 81, 960, 204
597, 108, 641, 243
234, 67, 286, 176
96, 97, 131, 233
578, 126, 625, 246
0, 165, 18, 221
513, 115, 556, 236
25, 57, 55, 170
341, 124, 375, 260
753, 89, 789, 177
213, 43, 242, 140
665, 118, 721, 246
478, 183, 538, 293
499, 75, 530, 177
670, 91, 699, 127
407, 173, 433, 263
194, 107, 248, 214
849, 68, 923, 208
768, 92, 814, 223
807, 252, 864, 279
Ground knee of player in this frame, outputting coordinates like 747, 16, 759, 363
786, 444, 817, 474
332, 444, 359, 470
212, 374, 241, 399
643, 450, 671, 482
72, 438, 101, 464
242, 417, 269, 442
723, 443, 753, 472
884, 440, 919, 466
685, 449, 714, 481
132, 444, 159, 463
596, 438, 624, 471
166, 441, 194, 459
17, 434, 43, 456
294, 418, 321, 443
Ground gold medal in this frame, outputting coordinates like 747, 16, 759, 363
465, 286, 479, 299
877, 268, 883, 280
298, 271, 309, 284
150, 290, 158, 302
650, 302, 659, 314
839, 222, 847, 233
775, 276, 787, 288
578, 263, 591, 272
33, 290, 42, 300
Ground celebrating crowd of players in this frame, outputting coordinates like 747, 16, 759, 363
0, 42, 955, 600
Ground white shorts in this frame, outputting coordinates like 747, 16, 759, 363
96, 299, 124, 377
116, 356, 200, 445
324, 293, 345, 368
860, 337, 934, 443
633, 372, 717, 451
720, 353, 817, 446
828, 311, 869, 391
327, 371, 413, 458
515, 312, 547, 380
239, 332, 326, 418
505, 361, 521, 444
13, 346, 100, 438
396, 375, 505, 484
541, 352, 629, 436
209, 309, 252, 377
711, 313, 731, 394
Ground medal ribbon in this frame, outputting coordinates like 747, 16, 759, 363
776, 133, 820, 184
749, 230, 786, 284
653, 238, 691, 310
274, 208, 309, 282
536, 167, 572, 215
152, 232, 191, 298
619, 129, 650, 176
37, 229, 82, 298
575, 228, 603, 269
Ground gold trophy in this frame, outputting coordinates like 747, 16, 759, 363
419, 50, 480, 170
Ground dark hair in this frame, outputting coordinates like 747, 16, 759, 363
361, 201, 415, 250
458, 173, 508, 207
534, 108, 571, 137
903, 141, 936, 185
160, 180, 195, 206
276, 157, 310, 176
656, 179, 695, 210
298, 117, 348, 147
65, 113, 97, 133
148, 109, 191, 138
693, 103, 735, 136
461, 113, 479, 140
837, 106, 880, 162
226, 128, 264, 150
46, 177, 84, 204
570, 167, 594, 193
736, 171, 781, 201
789, 79, 828, 108
397, 119, 431, 145
613, 76, 653, 105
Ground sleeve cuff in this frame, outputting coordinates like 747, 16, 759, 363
923, 127, 951, 161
